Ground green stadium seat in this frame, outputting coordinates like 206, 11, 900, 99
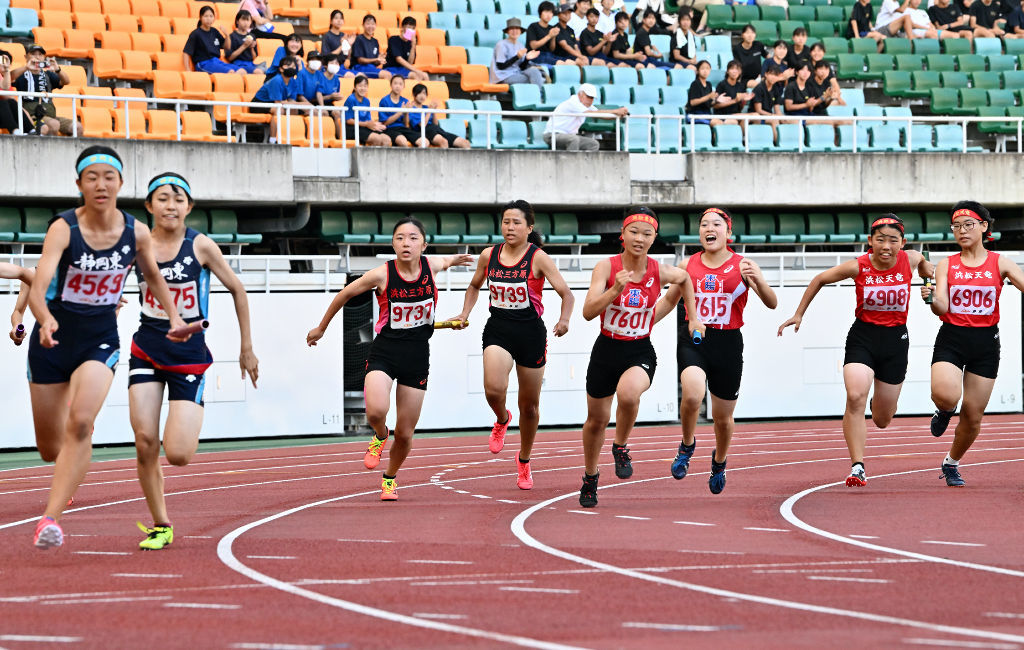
374, 211, 404, 243
761, 5, 786, 22
895, 54, 925, 71
987, 89, 1016, 107
495, 120, 530, 149
779, 19, 806, 37
807, 20, 835, 39
940, 71, 969, 88
923, 211, 954, 240
0, 207, 21, 242
657, 213, 699, 253
957, 54, 987, 73
953, 88, 989, 115
805, 213, 836, 242
465, 212, 500, 244
835, 212, 867, 242
20, 207, 51, 243
732, 3, 760, 29
987, 54, 1017, 72
511, 84, 540, 111
850, 37, 878, 55
974, 37, 1002, 56
863, 53, 894, 79
884, 39, 912, 55
319, 210, 370, 244
552, 212, 599, 245
437, 212, 469, 243
732, 213, 766, 244
930, 87, 959, 113
816, 5, 844, 22
789, 5, 815, 22
909, 70, 941, 97
1003, 70, 1024, 90
210, 209, 261, 246
419, 213, 457, 245
942, 38, 971, 55
532, 212, 555, 245
1004, 39, 1024, 55
776, 213, 810, 243
742, 213, 776, 243
926, 54, 956, 72
883, 70, 913, 97
185, 210, 209, 235
837, 53, 867, 80
972, 71, 1002, 89
821, 37, 849, 61
913, 39, 940, 55
705, 4, 733, 30
581, 65, 610, 85
976, 106, 1010, 134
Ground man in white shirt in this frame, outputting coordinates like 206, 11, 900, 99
875, 0, 917, 37
543, 83, 628, 151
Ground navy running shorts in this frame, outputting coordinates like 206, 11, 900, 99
843, 318, 910, 385
931, 322, 1000, 379
482, 316, 547, 369
366, 336, 430, 389
128, 354, 207, 405
585, 335, 657, 399
678, 327, 744, 400
27, 311, 120, 384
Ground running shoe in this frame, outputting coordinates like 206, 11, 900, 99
708, 452, 727, 494
846, 465, 867, 487
612, 443, 633, 479
671, 440, 696, 480
931, 409, 954, 437
489, 409, 511, 454
579, 472, 599, 508
941, 463, 965, 487
364, 428, 389, 469
34, 516, 63, 549
380, 476, 398, 501
137, 522, 174, 550
516, 456, 533, 490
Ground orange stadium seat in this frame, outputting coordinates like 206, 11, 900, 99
100, 0, 129, 13
10, 0, 41, 11
416, 27, 444, 48
211, 92, 241, 122
380, 0, 408, 11
151, 69, 184, 97
106, 13, 139, 31
256, 38, 279, 57
282, 114, 310, 146
130, 0, 160, 15
179, 70, 212, 100
210, 72, 245, 94
140, 15, 171, 33
180, 110, 225, 141
39, 10, 73, 29
151, 51, 185, 74
160, 32, 186, 51
414, 45, 438, 73
70, 0, 100, 13
433, 45, 466, 73
423, 79, 448, 102
185, 0, 205, 16
97, 29, 132, 50
170, 16, 194, 33
349, 0, 377, 11
130, 31, 161, 52
306, 113, 340, 146
158, 0, 189, 17
233, 94, 272, 123
75, 11, 108, 34
139, 109, 179, 139
307, 8, 331, 34
121, 50, 153, 79
112, 105, 147, 137
60, 29, 95, 57
113, 85, 147, 104
279, 0, 318, 17
302, 38, 319, 53
408, 0, 436, 11
82, 85, 114, 107
51, 88, 79, 120
397, 10, 426, 25
62, 64, 89, 86
366, 78, 389, 100
31, 26, 66, 56
459, 64, 506, 93
270, 21, 294, 34
40, 0, 71, 11
90, 47, 123, 78
79, 106, 115, 137
242, 74, 264, 94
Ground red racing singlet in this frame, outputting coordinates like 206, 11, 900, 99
686, 251, 748, 330
941, 252, 1002, 328
374, 258, 437, 341
599, 255, 661, 341
487, 242, 544, 321
854, 250, 913, 327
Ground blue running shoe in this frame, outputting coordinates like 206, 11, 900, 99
931, 409, 954, 437
708, 451, 727, 494
941, 463, 965, 487
671, 440, 696, 480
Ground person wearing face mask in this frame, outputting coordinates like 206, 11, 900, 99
296, 51, 323, 104
252, 56, 306, 144
315, 54, 348, 109
383, 16, 429, 80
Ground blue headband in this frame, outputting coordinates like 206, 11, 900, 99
147, 175, 192, 198
76, 153, 123, 176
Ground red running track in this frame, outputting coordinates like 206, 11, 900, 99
1, 415, 1024, 649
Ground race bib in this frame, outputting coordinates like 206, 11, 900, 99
390, 298, 434, 329
61, 267, 128, 306
489, 281, 529, 310
949, 285, 997, 316
863, 285, 909, 312
603, 305, 653, 338
140, 280, 200, 320
696, 292, 734, 325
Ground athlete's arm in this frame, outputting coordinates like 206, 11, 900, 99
136, 223, 190, 342
928, 258, 949, 315
534, 250, 574, 336
452, 248, 490, 328
777, 258, 858, 335
907, 249, 935, 280
0, 262, 32, 283
661, 263, 704, 339
28, 219, 70, 348
427, 253, 474, 275
582, 258, 620, 321
998, 255, 1024, 294
10, 279, 31, 345
654, 281, 682, 325
740, 257, 778, 309
306, 264, 387, 346
195, 234, 259, 388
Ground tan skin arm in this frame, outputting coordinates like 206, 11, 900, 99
905, 249, 936, 280
660, 262, 705, 339
427, 253, 475, 276
28, 220, 70, 347
307, 263, 388, 345
9, 269, 33, 345
582, 258, 621, 321
777, 258, 859, 335
452, 246, 492, 325
999, 254, 1024, 293
135, 223, 190, 341
533, 249, 574, 336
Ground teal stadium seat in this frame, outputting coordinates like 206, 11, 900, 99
511, 84, 540, 111
747, 124, 778, 151
835, 212, 867, 242
319, 210, 369, 244
20, 207, 51, 243
942, 38, 971, 55
912, 39, 940, 55
2, 8, 39, 37
465, 212, 500, 244
495, 120, 530, 149
0, 207, 19, 242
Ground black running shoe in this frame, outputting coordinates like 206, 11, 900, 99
671, 440, 696, 480
941, 463, 965, 487
612, 443, 633, 479
708, 451, 727, 494
931, 409, 954, 437
579, 472, 599, 508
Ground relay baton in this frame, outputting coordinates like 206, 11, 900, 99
16, 324, 25, 336
692, 330, 702, 345
923, 251, 933, 304
169, 319, 209, 338
434, 320, 467, 329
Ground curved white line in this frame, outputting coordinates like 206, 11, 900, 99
779, 458, 1024, 578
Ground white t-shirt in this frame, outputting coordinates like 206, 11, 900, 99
596, 9, 616, 33
568, 12, 588, 38
875, 0, 905, 29
545, 95, 597, 135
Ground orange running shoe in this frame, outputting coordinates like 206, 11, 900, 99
489, 409, 511, 454
34, 516, 63, 549
380, 476, 398, 501
516, 456, 533, 490
845, 465, 867, 487
364, 428, 389, 469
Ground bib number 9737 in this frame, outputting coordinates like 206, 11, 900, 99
390, 298, 434, 329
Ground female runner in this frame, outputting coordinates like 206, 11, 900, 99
578, 207, 703, 508
923, 201, 1023, 487
28, 146, 186, 549
130, 173, 260, 550
306, 218, 471, 500
451, 200, 574, 489
778, 215, 932, 486
656, 207, 778, 494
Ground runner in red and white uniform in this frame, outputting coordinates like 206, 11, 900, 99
656, 207, 778, 494
452, 200, 574, 490
307, 217, 472, 501
922, 201, 1024, 487
577, 207, 703, 508
779, 215, 933, 487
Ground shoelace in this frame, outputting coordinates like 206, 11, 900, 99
368, 438, 384, 455
615, 447, 631, 462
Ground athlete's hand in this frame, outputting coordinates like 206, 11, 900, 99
166, 315, 192, 343
920, 284, 933, 302
306, 326, 325, 346
446, 314, 470, 329
39, 318, 59, 348
114, 295, 128, 317
9, 322, 25, 346
687, 318, 705, 340
611, 269, 632, 293
553, 318, 569, 337
739, 258, 762, 282
777, 315, 801, 336
448, 254, 474, 268
240, 348, 259, 388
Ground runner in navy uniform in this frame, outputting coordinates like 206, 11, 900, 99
307, 217, 472, 500
452, 200, 574, 490
28, 146, 186, 549
130, 173, 260, 550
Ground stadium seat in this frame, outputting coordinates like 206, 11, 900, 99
836, 54, 866, 80
79, 106, 115, 138
849, 37, 877, 55
957, 54, 987, 74
112, 104, 147, 138
621, 117, 652, 152
459, 64, 508, 93
867, 124, 902, 151
537, 83, 571, 110
610, 66, 638, 85
668, 67, 696, 88
20, 207, 52, 243
552, 65, 580, 85
1003, 70, 1024, 90
933, 124, 967, 151
740, 214, 774, 244
30, 25, 64, 54
988, 89, 1016, 107
942, 38, 971, 55
971, 71, 1002, 90
467, 117, 498, 147
494, 120, 529, 149
973, 37, 1002, 57
883, 38, 912, 56
774, 123, 800, 151
658, 213, 699, 252
704, 5, 732, 31
431, 45, 466, 73
211, 209, 261, 246
883, 70, 913, 98
804, 123, 836, 151
894, 54, 924, 71
60, 28, 93, 57
929, 87, 958, 114
138, 108, 178, 140
834, 213, 866, 243
581, 65, 610, 85
908, 124, 935, 151
179, 110, 222, 141
464, 212, 500, 243
912, 39, 940, 55
953, 88, 988, 115
749, 19, 777, 40
907, 70, 940, 98
987, 54, 1017, 72
925, 54, 956, 72
712, 124, 743, 151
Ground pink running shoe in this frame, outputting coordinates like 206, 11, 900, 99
516, 457, 533, 490
489, 409, 511, 454
34, 516, 63, 549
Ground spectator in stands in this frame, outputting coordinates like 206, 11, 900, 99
733, 24, 768, 88
543, 83, 627, 150
238, 0, 276, 33
227, 11, 263, 73
783, 62, 821, 117
635, 9, 682, 68
378, 74, 414, 147
687, 60, 725, 124
491, 18, 547, 86
316, 54, 347, 106
554, 3, 595, 65
970, 0, 1016, 37
184, 6, 247, 74
786, 28, 812, 70
874, 0, 918, 39
929, 0, 975, 40
906, 0, 942, 38
751, 63, 784, 138
11, 45, 77, 136
761, 41, 794, 83
1005, 0, 1024, 36
407, 82, 471, 148
252, 55, 307, 144
807, 59, 839, 117
808, 42, 846, 106
569, 0, 592, 37
597, 0, 618, 32
267, 34, 305, 79
343, 74, 391, 146
670, 9, 699, 70
610, 11, 655, 69
527, 1, 565, 66
0, 49, 36, 135
385, 16, 430, 80
847, 0, 888, 50
322, 10, 356, 65
297, 51, 322, 103
631, 0, 677, 34
580, 9, 621, 66
351, 14, 392, 79
715, 60, 753, 117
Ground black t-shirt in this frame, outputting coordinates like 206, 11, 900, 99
1006, 6, 1024, 29
184, 26, 225, 64
579, 27, 605, 54
13, 69, 63, 101
554, 23, 579, 55
733, 41, 767, 82
385, 35, 411, 67
633, 25, 652, 55
848, 2, 875, 36
785, 46, 811, 71
783, 80, 812, 115
715, 79, 745, 114
610, 31, 630, 56
526, 22, 554, 50
687, 79, 713, 111
806, 74, 835, 114
229, 31, 255, 63
970, 1, 1004, 27
928, 3, 964, 27
751, 80, 783, 113
672, 32, 696, 62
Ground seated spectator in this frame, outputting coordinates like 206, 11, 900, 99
610, 11, 654, 69
786, 28, 812, 70
597, 0, 618, 32
635, 9, 682, 68
543, 83, 627, 150
848, 0, 888, 49
351, 14, 392, 79
342, 74, 391, 146
1005, 0, 1024, 37
783, 62, 820, 117
580, 8, 622, 66
252, 55, 307, 143
407, 82, 471, 148
297, 51, 322, 104
378, 75, 414, 147
554, 3, 595, 65
267, 35, 305, 79
807, 59, 839, 114
11, 45, 78, 136
929, 0, 975, 40
670, 9, 699, 71
321, 10, 356, 64
971, 0, 1017, 37
526, 1, 564, 66
0, 49, 36, 134
906, 0, 941, 38
761, 41, 794, 82
715, 60, 754, 117
733, 24, 768, 88
751, 63, 785, 137
227, 11, 264, 73
808, 42, 846, 105
385, 16, 430, 80
492, 18, 546, 86
316, 54, 347, 107
185, 6, 247, 74
569, 0, 592, 37
631, 0, 677, 34
238, 0, 276, 33
687, 60, 726, 125
874, 0, 917, 39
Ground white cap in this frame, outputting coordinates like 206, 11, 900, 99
579, 83, 598, 98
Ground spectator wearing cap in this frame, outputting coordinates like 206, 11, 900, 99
579, 8, 621, 66
11, 45, 78, 136
184, 5, 248, 74
0, 49, 37, 134
634, 9, 682, 69
297, 51, 322, 103
491, 18, 546, 86
351, 14, 392, 80
543, 83, 627, 151
342, 74, 392, 146
252, 55, 307, 144
526, 1, 564, 66
610, 11, 654, 69
554, 2, 595, 65
384, 16, 430, 80
568, 0, 592, 37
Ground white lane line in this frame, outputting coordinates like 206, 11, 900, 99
164, 603, 242, 610
337, 538, 393, 543
806, 576, 891, 584
616, 515, 650, 521
744, 527, 789, 532
43, 596, 172, 605
470, 494, 492, 499
246, 555, 297, 560
674, 521, 716, 527
921, 541, 986, 548
987, 613, 1024, 620
232, 644, 325, 650
73, 551, 131, 556
406, 560, 473, 565
676, 548, 743, 555
498, 587, 579, 594
903, 638, 1020, 650
849, 535, 880, 539
414, 613, 468, 620
181, 535, 213, 539
567, 510, 597, 515
453, 490, 469, 494
0, 635, 82, 643
412, 580, 534, 587
111, 573, 182, 579
622, 622, 740, 632
497, 499, 520, 504
755, 569, 873, 574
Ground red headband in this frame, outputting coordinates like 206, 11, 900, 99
702, 207, 732, 229
871, 216, 904, 234
952, 208, 994, 241
623, 213, 658, 231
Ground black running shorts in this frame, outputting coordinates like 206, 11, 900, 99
931, 322, 1000, 379
843, 319, 910, 385
366, 336, 430, 389
585, 335, 657, 399
678, 327, 744, 400
482, 316, 547, 369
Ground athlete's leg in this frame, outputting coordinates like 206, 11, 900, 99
708, 394, 738, 462
29, 382, 70, 462
582, 395, 613, 475
612, 366, 652, 446
679, 366, 707, 446
385, 384, 427, 476
931, 361, 963, 412
130, 382, 168, 525
515, 364, 545, 461
869, 379, 903, 429
842, 363, 874, 465
161, 401, 204, 466
364, 370, 394, 440
948, 371, 996, 461
42, 361, 114, 520
482, 345, 514, 423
